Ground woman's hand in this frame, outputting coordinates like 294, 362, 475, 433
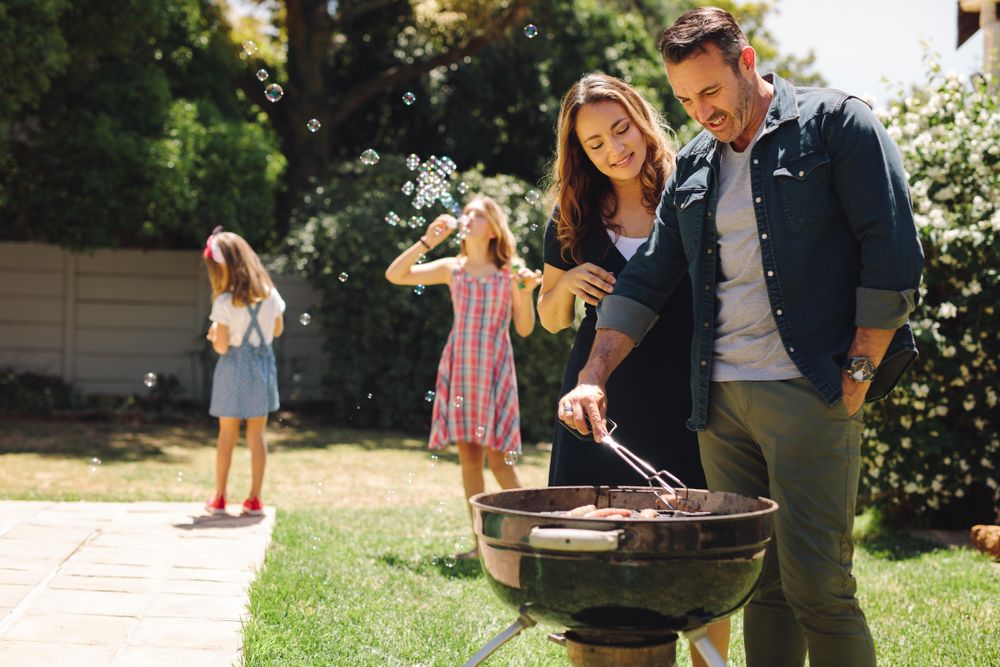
561, 263, 616, 306
206, 322, 218, 342
424, 215, 457, 249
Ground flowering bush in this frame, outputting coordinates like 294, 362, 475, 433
862, 58, 999, 525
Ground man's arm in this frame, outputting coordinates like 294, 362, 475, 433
828, 98, 924, 413
558, 170, 692, 440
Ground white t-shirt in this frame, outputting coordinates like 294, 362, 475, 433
607, 229, 648, 261
210, 288, 286, 347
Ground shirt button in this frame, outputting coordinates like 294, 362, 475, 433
755, 197, 762, 203
703, 321, 710, 329
789, 347, 795, 353
753, 159, 759, 165
798, 170, 805, 177
704, 283, 710, 291
767, 270, 774, 277
700, 360, 708, 367
706, 248, 713, 254
707, 211, 713, 218
776, 309, 783, 316
761, 233, 768, 240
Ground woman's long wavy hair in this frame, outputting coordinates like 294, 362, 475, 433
203, 232, 275, 307
547, 73, 676, 264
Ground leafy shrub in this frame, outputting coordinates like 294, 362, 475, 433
862, 61, 999, 525
0, 369, 82, 412
277, 157, 575, 442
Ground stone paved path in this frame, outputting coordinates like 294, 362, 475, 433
0, 501, 275, 667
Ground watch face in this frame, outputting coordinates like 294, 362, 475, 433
846, 356, 876, 382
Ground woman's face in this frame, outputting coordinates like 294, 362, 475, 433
574, 100, 647, 183
460, 201, 496, 240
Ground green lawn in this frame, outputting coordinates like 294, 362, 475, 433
1, 418, 997, 666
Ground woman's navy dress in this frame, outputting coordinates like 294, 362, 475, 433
544, 216, 706, 489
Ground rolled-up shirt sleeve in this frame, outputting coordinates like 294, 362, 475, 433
828, 97, 924, 329
596, 171, 690, 345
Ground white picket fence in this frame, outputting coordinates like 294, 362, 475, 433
0, 242, 325, 401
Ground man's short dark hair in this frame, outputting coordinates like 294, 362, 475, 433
659, 6, 749, 72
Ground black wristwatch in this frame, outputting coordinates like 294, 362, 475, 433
842, 355, 877, 383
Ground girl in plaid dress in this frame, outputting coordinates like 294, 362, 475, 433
386, 195, 542, 557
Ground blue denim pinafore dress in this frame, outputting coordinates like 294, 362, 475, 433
209, 302, 279, 418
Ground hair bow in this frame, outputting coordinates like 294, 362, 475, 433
202, 226, 225, 264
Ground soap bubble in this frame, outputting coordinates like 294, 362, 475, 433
414, 284, 426, 295
444, 555, 457, 568
360, 149, 380, 166
264, 84, 284, 103
255, 68, 268, 81
475, 425, 486, 440
299, 313, 311, 326
504, 450, 519, 466
406, 154, 420, 171
384, 211, 401, 226
401, 181, 415, 195
408, 215, 425, 229
430, 556, 440, 566
176, 471, 184, 483
435, 499, 446, 513
523, 24, 538, 39
402, 91, 416, 106
425, 390, 435, 402
385, 488, 396, 503
524, 189, 541, 205
338, 272, 349, 283
88, 457, 101, 473
453, 395, 464, 408
306, 118, 321, 132
367, 393, 374, 400
243, 41, 258, 56
457, 181, 469, 194
143, 372, 157, 388
430, 454, 439, 468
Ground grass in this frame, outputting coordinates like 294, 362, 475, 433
2, 417, 998, 666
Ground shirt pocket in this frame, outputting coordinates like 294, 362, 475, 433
675, 187, 707, 258
773, 151, 840, 228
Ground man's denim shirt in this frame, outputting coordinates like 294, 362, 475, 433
597, 73, 924, 431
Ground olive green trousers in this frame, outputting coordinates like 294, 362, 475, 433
697, 378, 876, 667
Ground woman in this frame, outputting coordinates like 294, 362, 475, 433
536, 73, 729, 666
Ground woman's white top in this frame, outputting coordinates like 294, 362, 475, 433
210, 288, 286, 347
607, 229, 648, 261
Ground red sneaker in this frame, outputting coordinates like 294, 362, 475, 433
242, 496, 264, 516
205, 494, 227, 515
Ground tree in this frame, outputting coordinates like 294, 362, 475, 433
0, 0, 284, 250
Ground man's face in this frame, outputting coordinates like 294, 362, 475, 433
666, 42, 755, 145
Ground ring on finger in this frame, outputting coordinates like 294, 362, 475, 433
562, 405, 573, 414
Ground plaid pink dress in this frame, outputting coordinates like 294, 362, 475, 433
428, 266, 521, 453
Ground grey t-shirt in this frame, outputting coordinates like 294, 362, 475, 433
712, 124, 801, 381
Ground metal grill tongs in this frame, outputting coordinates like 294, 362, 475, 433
561, 418, 701, 512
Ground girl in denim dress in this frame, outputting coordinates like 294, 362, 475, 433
203, 229, 285, 517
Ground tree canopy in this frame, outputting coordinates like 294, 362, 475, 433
0, 0, 822, 250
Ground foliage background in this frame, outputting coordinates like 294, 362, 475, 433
862, 59, 999, 526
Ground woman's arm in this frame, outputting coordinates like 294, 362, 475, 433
273, 315, 284, 338
385, 215, 458, 286
537, 262, 616, 333
511, 266, 542, 337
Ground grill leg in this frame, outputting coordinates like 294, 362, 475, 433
462, 605, 536, 667
684, 626, 728, 667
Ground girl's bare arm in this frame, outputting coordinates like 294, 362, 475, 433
385, 216, 458, 286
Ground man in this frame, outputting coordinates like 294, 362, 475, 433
557, 7, 923, 667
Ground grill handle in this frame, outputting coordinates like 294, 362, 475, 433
528, 527, 623, 552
